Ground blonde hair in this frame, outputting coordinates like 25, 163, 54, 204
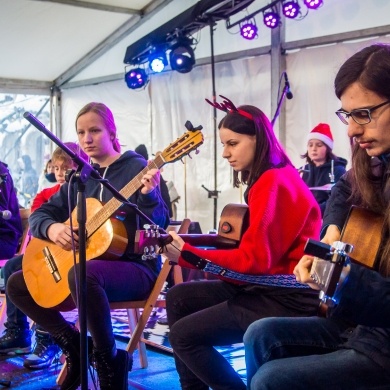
51, 142, 88, 167
75, 102, 121, 153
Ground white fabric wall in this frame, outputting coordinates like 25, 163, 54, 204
61, 36, 390, 232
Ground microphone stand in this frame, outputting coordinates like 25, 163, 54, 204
23, 112, 159, 390
271, 82, 289, 126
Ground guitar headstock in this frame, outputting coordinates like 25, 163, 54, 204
134, 225, 163, 260
159, 124, 204, 164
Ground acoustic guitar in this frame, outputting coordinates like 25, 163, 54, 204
22, 128, 204, 308
135, 203, 249, 260
308, 206, 383, 311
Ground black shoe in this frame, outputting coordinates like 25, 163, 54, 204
0, 325, 31, 355
157, 315, 169, 325
94, 347, 132, 390
23, 328, 61, 369
52, 324, 81, 390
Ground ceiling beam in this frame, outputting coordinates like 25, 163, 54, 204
30, 0, 142, 15
53, 0, 173, 87
0, 77, 52, 95
283, 25, 390, 51
60, 24, 390, 90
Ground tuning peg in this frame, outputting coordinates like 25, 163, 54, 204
195, 149, 200, 155
188, 153, 192, 159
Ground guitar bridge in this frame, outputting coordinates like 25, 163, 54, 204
43, 247, 62, 283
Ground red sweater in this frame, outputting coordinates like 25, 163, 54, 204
179, 165, 321, 280
31, 184, 61, 213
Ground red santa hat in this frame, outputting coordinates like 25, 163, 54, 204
307, 123, 334, 150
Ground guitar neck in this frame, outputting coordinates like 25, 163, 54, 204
86, 156, 165, 237
178, 233, 239, 249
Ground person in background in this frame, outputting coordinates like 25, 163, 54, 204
17, 155, 38, 206
7, 102, 169, 390
0, 160, 23, 259
0, 143, 86, 370
244, 43, 390, 390
300, 123, 347, 216
165, 96, 322, 390
135, 144, 173, 219
37, 159, 57, 192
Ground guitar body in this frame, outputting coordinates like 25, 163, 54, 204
340, 206, 383, 268
22, 198, 128, 308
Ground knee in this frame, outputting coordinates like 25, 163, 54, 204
249, 362, 284, 390
6, 271, 23, 298
3, 255, 23, 279
244, 318, 276, 350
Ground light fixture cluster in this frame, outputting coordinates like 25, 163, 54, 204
124, 36, 196, 90
236, 0, 324, 39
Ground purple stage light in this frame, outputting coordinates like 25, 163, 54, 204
303, 0, 323, 10
263, 10, 280, 29
124, 68, 148, 90
282, 1, 301, 19
240, 21, 258, 40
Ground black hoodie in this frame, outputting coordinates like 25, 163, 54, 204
301, 157, 348, 216
29, 150, 170, 279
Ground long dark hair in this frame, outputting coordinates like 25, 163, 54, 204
218, 105, 292, 189
334, 43, 390, 275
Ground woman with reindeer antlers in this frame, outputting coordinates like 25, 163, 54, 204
165, 96, 323, 390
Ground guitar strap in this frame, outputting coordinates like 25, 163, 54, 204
181, 251, 309, 289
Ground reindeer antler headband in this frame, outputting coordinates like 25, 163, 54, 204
205, 95, 253, 120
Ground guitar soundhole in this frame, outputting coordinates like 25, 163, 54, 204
221, 222, 232, 234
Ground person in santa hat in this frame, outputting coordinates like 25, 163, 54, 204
300, 123, 347, 216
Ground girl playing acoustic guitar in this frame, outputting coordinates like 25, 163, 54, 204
7, 102, 170, 390
165, 96, 323, 390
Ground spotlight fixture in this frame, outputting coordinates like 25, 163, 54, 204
303, 0, 323, 10
263, 9, 280, 29
282, 0, 301, 19
240, 19, 258, 40
124, 68, 149, 90
169, 40, 195, 74
149, 50, 168, 73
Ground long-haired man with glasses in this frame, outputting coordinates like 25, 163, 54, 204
243, 43, 390, 389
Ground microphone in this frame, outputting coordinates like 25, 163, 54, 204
0, 210, 12, 220
284, 72, 293, 100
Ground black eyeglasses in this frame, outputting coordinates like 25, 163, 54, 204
335, 100, 390, 125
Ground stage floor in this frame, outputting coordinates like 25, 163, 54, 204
0, 308, 246, 389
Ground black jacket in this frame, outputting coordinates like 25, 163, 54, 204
0, 161, 23, 257
301, 157, 347, 216
29, 151, 170, 279
322, 170, 390, 373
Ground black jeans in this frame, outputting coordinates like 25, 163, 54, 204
166, 280, 247, 390
166, 280, 320, 390
7, 259, 155, 352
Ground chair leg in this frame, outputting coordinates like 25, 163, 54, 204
0, 294, 6, 334
127, 308, 148, 368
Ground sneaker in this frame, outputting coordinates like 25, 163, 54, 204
0, 326, 32, 355
23, 328, 61, 369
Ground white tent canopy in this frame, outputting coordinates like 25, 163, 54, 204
1, 0, 390, 231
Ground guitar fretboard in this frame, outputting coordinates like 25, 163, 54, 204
86, 155, 164, 238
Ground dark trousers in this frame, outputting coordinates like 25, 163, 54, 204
2, 254, 29, 329
166, 280, 320, 390
7, 259, 155, 352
